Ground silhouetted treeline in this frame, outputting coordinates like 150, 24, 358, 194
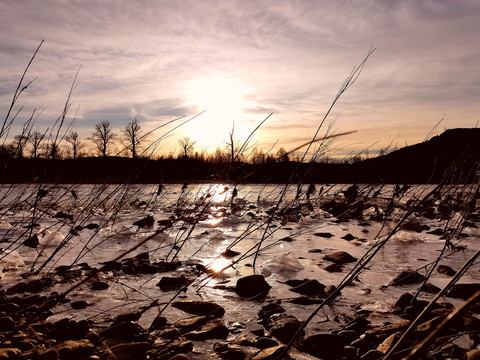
1, 128, 480, 184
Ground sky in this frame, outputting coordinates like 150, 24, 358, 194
1, 0, 480, 159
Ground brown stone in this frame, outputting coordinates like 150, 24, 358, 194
252, 345, 287, 360
323, 251, 357, 264
185, 319, 229, 340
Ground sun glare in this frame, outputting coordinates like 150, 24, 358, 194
184, 78, 250, 150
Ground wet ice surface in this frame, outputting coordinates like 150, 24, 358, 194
1, 183, 479, 357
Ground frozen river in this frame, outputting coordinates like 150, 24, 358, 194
0, 182, 479, 358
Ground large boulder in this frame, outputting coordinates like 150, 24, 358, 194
235, 275, 271, 299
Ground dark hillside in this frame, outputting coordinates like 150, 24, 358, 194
348, 128, 480, 183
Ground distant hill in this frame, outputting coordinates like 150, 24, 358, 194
347, 128, 480, 183
1, 128, 479, 184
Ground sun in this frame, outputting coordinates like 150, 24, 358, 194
183, 77, 251, 150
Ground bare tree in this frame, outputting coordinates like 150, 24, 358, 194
90, 120, 116, 157
46, 142, 62, 160
224, 123, 242, 163
178, 137, 196, 158
12, 134, 29, 158
29, 131, 45, 159
276, 147, 289, 162
65, 131, 85, 159
123, 117, 145, 159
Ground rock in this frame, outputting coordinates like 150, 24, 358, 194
287, 279, 326, 297
377, 332, 404, 354
168, 355, 189, 360
401, 222, 429, 232
24, 235, 40, 248
324, 263, 343, 272
185, 318, 229, 340
389, 269, 425, 286
133, 215, 155, 228
115, 312, 141, 323
254, 337, 278, 350
85, 223, 100, 230
427, 228, 444, 235
6, 282, 27, 295
71, 300, 88, 309
52, 319, 90, 341
0, 302, 19, 314
447, 283, 480, 300
235, 275, 271, 299
150, 340, 192, 360
55, 339, 94, 360
437, 265, 456, 276
157, 276, 190, 291
323, 251, 357, 264
299, 334, 349, 359
33, 348, 60, 360
24, 279, 43, 293
313, 232, 334, 238
394, 292, 415, 310
267, 313, 304, 344
149, 315, 168, 331
258, 303, 285, 324
366, 320, 411, 338
0, 316, 15, 332
221, 249, 241, 257
307, 248, 322, 253
252, 345, 287, 360
215, 346, 246, 360
55, 212, 74, 221
464, 349, 480, 360
103, 342, 152, 360
172, 316, 209, 333
171, 300, 225, 318
100, 321, 145, 339
231, 334, 256, 347
0, 348, 21, 360
416, 316, 444, 334
341, 233, 356, 241
157, 327, 181, 339
91, 281, 109, 291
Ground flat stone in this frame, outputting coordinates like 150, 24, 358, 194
323, 251, 357, 264
252, 345, 287, 360
172, 300, 225, 318
185, 319, 229, 340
